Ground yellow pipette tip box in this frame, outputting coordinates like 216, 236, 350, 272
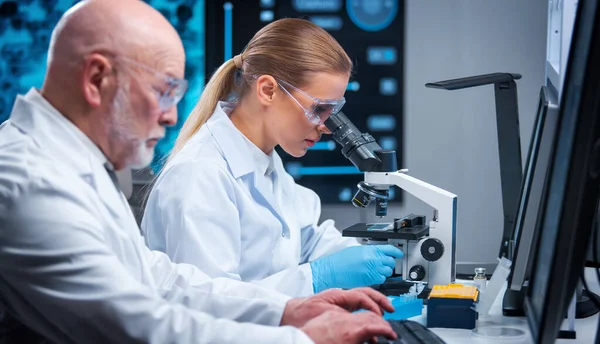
427, 284, 479, 329
428, 284, 479, 301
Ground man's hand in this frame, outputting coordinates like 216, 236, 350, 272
280, 288, 394, 327
301, 311, 397, 344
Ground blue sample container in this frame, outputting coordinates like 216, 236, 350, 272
383, 294, 424, 320
355, 294, 423, 320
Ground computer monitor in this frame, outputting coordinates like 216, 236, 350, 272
506, 85, 559, 292
524, 0, 600, 342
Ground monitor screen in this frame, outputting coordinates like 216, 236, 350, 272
507, 85, 558, 291
0, 0, 206, 172
524, 0, 600, 342
205, 0, 404, 203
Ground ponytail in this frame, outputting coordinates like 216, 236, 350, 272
170, 18, 352, 161
170, 58, 238, 159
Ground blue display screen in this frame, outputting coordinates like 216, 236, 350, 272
205, 0, 404, 203
0, 0, 205, 172
0, 0, 403, 204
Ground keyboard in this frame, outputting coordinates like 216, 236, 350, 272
375, 320, 446, 344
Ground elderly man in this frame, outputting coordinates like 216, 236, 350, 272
0, 1, 397, 343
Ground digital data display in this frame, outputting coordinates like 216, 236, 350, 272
205, 0, 404, 203
0, 0, 403, 204
0, 0, 205, 172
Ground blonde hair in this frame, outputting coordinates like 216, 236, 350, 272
170, 18, 353, 158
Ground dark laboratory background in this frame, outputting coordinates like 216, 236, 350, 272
0, 0, 404, 205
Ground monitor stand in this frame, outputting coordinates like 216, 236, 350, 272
502, 286, 527, 316
502, 281, 600, 318
575, 284, 600, 318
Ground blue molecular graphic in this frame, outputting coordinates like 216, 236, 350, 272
0, 0, 205, 172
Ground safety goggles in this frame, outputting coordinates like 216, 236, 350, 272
116, 56, 188, 112
276, 79, 346, 125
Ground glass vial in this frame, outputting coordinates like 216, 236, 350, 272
474, 267, 487, 291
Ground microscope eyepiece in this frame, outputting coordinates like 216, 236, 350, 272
325, 111, 396, 217
324, 111, 397, 172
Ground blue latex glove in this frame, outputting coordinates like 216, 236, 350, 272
310, 245, 404, 293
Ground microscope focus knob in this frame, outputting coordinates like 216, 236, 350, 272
408, 265, 426, 281
420, 238, 444, 262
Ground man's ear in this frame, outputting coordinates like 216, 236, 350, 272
255, 75, 278, 106
81, 53, 113, 108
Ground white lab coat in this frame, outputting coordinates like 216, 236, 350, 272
142, 101, 358, 298
0, 89, 313, 344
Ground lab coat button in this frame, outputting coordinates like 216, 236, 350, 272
281, 232, 285, 237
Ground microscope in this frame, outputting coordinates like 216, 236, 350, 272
324, 112, 458, 289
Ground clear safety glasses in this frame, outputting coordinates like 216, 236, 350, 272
116, 56, 188, 111
276, 79, 346, 125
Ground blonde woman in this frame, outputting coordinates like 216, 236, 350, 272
142, 18, 403, 297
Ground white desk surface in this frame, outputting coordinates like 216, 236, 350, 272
407, 268, 599, 343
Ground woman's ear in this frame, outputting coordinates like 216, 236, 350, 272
255, 75, 278, 106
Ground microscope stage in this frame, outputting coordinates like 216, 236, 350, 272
342, 223, 430, 240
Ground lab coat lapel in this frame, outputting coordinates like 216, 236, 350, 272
272, 153, 294, 200
89, 163, 129, 220
207, 102, 290, 235
9, 90, 126, 220
252, 170, 290, 235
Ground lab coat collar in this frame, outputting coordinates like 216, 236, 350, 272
206, 102, 290, 235
241, 134, 275, 178
8, 88, 127, 220
206, 102, 255, 179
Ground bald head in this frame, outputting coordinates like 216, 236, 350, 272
40, 0, 183, 170
48, 0, 182, 65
